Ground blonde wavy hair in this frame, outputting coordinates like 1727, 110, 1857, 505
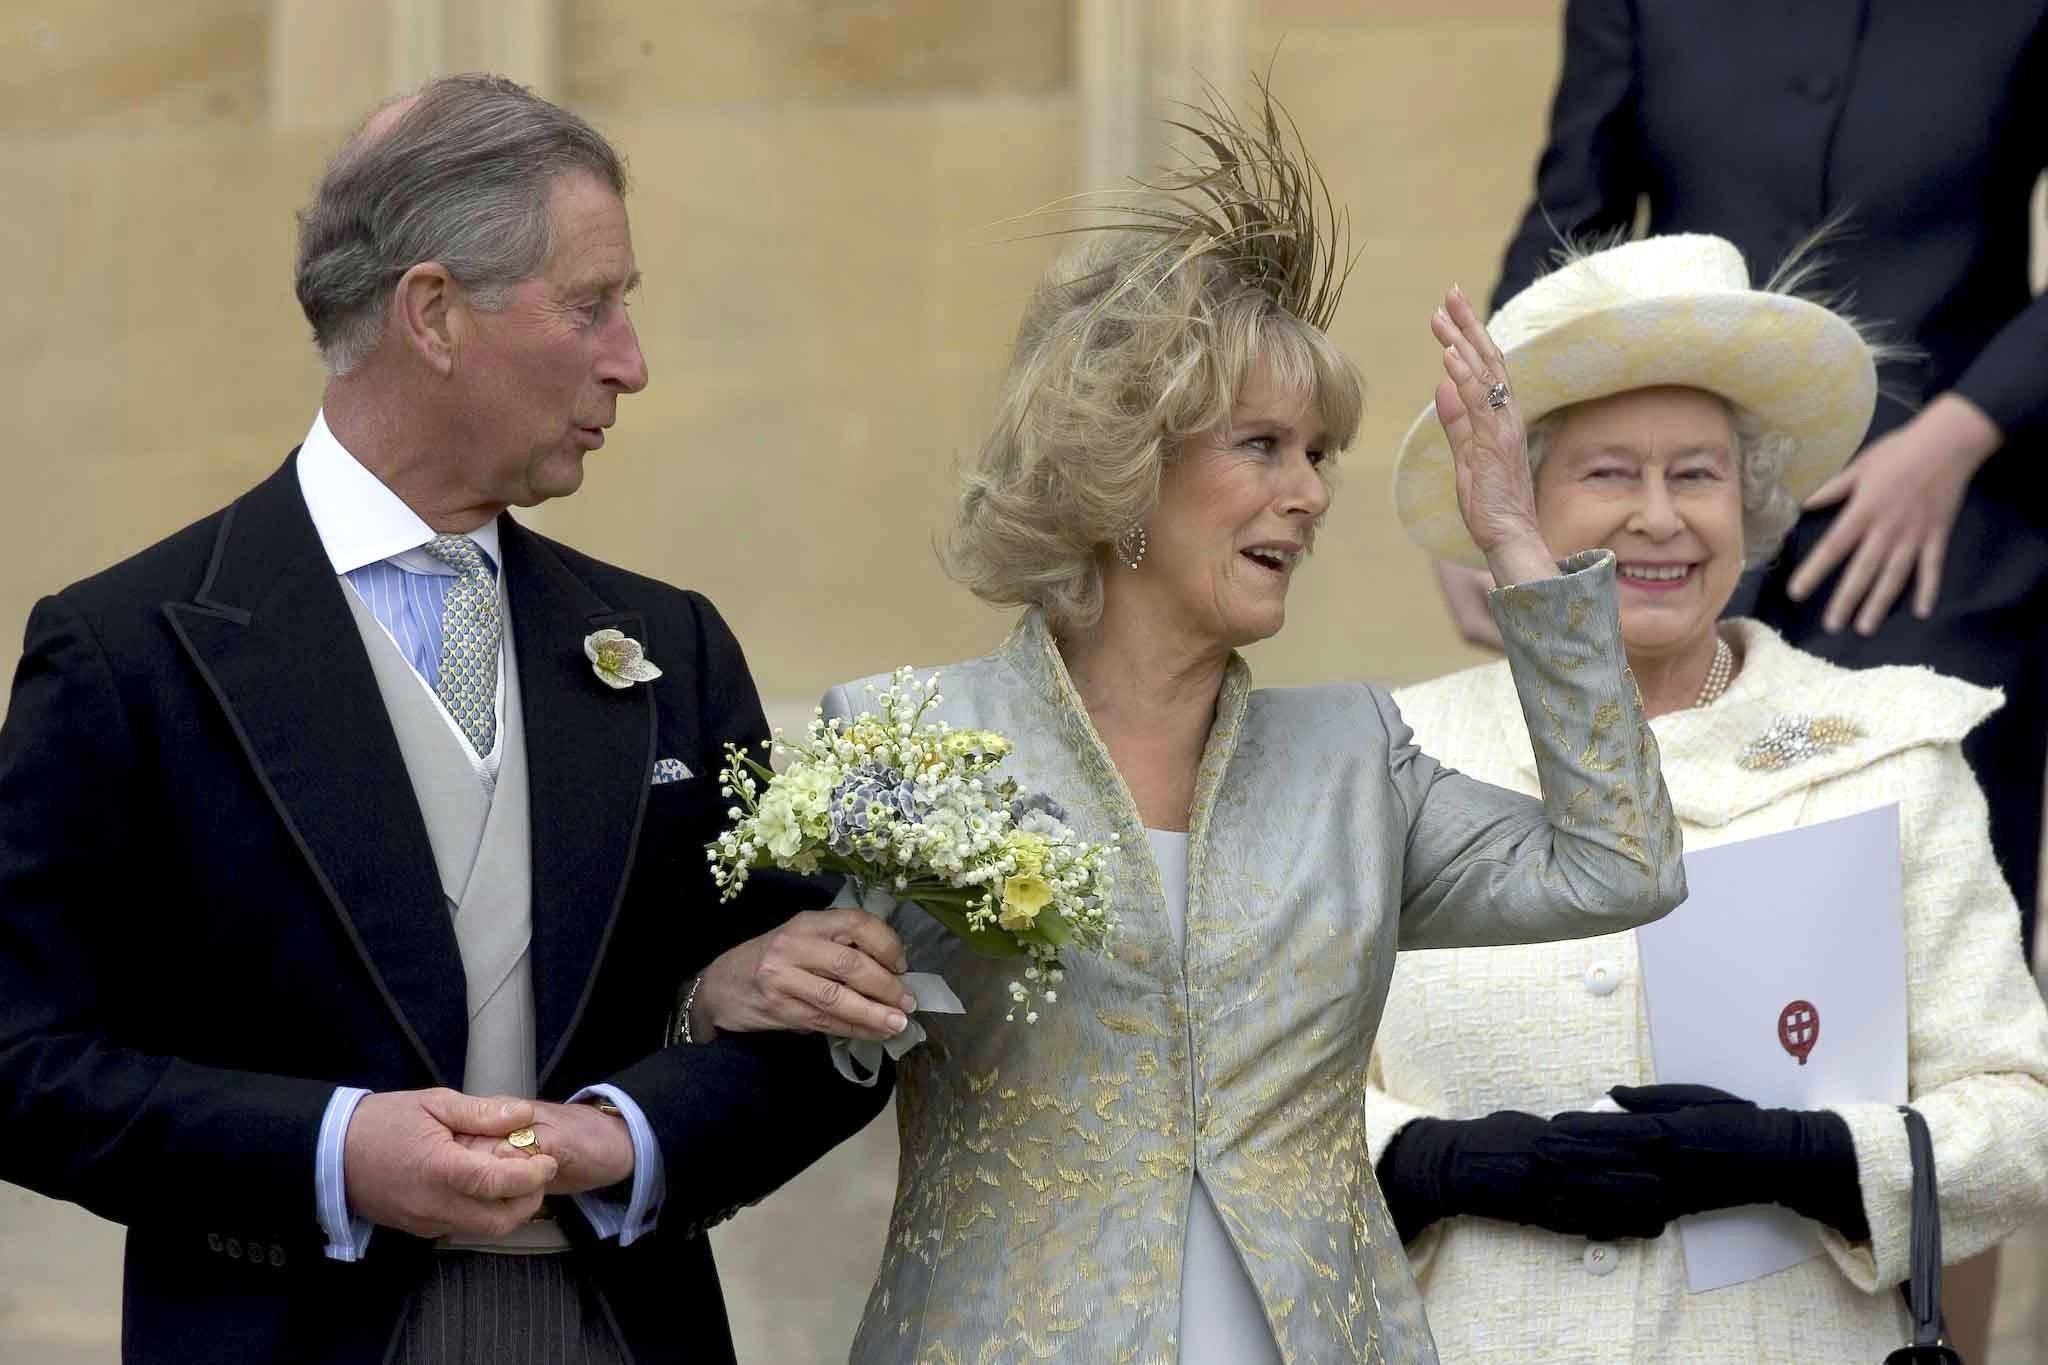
945, 82, 1364, 634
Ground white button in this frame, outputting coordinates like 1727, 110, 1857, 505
1584, 960, 1620, 997
1583, 1242, 1619, 1276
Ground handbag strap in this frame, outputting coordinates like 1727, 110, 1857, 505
1898, 1104, 1947, 1348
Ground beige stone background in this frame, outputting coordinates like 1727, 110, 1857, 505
2, 1, 2045, 1361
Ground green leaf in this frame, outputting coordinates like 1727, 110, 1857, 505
902, 895, 1024, 960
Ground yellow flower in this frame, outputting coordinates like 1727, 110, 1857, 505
1003, 829, 1048, 878
751, 791, 805, 861
998, 875, 1053, 931
941, 729, 1012, 761
783, 763, 837, 838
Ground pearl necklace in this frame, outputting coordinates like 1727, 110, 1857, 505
1695, 634, 1735, 708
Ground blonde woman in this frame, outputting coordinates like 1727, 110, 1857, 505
1368, 233, 2048, 1361
693, 92, 1684, 1362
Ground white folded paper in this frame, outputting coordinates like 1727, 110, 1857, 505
1634, 803, 1907, 1292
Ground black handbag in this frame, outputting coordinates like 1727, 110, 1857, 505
1884, 1105, 1964, 1364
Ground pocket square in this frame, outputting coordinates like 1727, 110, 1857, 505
651, 758, 693, 785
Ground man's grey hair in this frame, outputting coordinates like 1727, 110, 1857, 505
295, 74, 628, 377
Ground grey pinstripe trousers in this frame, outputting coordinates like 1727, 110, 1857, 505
391, 1251, 629, 1365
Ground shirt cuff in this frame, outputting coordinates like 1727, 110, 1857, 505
567, 1083, 665, 1246
317, 1086, 374, 1262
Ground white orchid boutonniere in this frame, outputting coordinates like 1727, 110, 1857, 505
584, 629, 663, 690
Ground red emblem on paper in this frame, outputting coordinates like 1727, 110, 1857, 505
1778, 999, 1819, 1065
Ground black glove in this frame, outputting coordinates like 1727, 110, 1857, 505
1377, 1109, 1678, 1244
1549, 1083, 1869, 1241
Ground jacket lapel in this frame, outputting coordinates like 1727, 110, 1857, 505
162, 458, 467, 1085
497, 518, 654, 1087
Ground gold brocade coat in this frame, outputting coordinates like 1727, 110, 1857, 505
824, 552, 1684, 1364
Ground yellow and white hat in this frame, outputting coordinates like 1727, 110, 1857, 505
1392, 233, 1878, 567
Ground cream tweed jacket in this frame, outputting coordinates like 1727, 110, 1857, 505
831, 554, 1684, 1364
1367, 619, 2048, 1363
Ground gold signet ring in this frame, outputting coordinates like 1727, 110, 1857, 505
506, 1126, 539, 1154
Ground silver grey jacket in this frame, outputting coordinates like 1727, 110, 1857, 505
826, 551, 1684, 1364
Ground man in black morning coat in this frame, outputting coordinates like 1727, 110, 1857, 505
0, 75, 907, 1364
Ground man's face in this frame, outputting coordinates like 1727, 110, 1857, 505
449, 169, 649, 508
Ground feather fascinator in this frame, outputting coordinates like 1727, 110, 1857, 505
944, 76, 1361, 635
1042, 73, 1356, 332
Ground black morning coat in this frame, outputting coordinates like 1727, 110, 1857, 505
1493, 0, 2048, 919
0, 456, 890, 1363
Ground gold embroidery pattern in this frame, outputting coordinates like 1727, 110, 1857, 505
1493, 552, 1680, 889
846, 573, 1668, 1362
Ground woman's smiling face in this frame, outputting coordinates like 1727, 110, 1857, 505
1533, 386, 1745, 664
1121, 360, 1335, 655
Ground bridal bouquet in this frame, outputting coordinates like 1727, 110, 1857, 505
708, 668, 1117, 1020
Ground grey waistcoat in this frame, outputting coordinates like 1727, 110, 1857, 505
342, 586, 566, 1253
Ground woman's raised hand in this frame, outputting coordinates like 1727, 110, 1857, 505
1429, 286, 1557, 586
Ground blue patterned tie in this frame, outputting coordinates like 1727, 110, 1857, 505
421, 534, 499, 756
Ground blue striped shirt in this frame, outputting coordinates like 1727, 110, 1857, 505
343, 556, 478, 692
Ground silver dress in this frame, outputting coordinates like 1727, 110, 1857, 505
828, 551, 1684, 1363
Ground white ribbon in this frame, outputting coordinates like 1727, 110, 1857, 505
827, 879, 965, 1086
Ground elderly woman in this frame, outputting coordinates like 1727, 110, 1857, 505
692, 97, 1684, 1362
1369, 233, 2048, 1362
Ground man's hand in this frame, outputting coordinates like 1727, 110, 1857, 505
1787, 393, 2001, 635
343, 1089, 559, 1239
693, 907, 913, 1043
462, 1100, 635, 1197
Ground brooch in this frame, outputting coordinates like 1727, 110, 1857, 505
584, 629, 663, 689
1736, 715, 1864, 772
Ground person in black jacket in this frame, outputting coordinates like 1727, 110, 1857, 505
0, 75, 903, 1364
1440, 0, 2047, 955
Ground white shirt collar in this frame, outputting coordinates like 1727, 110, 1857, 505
295, 409, 502, 576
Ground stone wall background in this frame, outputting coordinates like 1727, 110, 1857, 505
2, 2, 2042, 1360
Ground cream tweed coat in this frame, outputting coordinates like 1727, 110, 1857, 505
1367, 619, 2048, 1363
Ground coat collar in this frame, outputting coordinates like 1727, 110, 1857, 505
163, 456, 654, 1088
164, 456, 466, 1084
1496, 619, 2002, 828
997, 610, 1254, 915
495, 516, 654, 1088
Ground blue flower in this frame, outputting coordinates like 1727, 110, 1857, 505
1009, 791, 1069, 835
828, 766, 922, 851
